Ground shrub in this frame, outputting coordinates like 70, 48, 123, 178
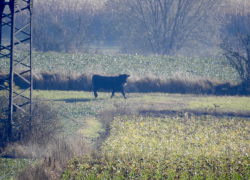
0, 92, 90, 179
0, 93, 60, 149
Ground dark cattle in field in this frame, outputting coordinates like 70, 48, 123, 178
92, 74, 130, 99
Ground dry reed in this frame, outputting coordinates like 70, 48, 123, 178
0, 71, 249, 95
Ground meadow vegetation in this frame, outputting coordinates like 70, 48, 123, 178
0, 91, 90, 180
0, 89, 250, 179
63, 115, 250, 179
0, 158, 35, 180
1, 0, 250, 179
1, 51, 248, 95
0, 52, 238, 80
0, 52, 250, 179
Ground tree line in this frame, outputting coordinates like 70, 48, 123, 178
26, 0, 250, 85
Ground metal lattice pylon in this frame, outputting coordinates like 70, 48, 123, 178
0, 0, 33, 140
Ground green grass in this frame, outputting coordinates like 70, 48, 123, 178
32, 90, 95, 100
1, 91, 243, 144
32, 91, 250, 112
48, 90, 249, 179
29, 91, 250, 138
0, 50, 248, 179
1, 90, 250, 179
189, 96, 250, 111
0, 51, 240, 82
0, 158, 36, 180
77, 117, 105, 139
31, 91, 126, 138
28, 91, 250, 140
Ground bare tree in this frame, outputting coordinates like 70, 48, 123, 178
219, 12, 250, 87
106, 0, 218, 55
32, 0, 101, 53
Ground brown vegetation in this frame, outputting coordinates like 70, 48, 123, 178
0, 96, 60, 149
0, 94, 90, 180
0, 93, 142, 179
15, 137, 89, 180
1, 71, 249, 95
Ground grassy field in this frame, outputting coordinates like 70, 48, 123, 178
2, 90, 249, 143
30, 91, 250, 136
0, 51, 250, 179
29, 90, 247, 179
29, 91, 248, 179
52, 91, 249, 179
0, 51, 239, 82
1, 91, 250, 179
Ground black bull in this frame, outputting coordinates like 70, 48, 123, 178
92, 74, 130, 99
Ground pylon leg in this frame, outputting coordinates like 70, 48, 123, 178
0, 0, 33, 142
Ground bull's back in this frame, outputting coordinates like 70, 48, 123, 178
92, 75, 118, 89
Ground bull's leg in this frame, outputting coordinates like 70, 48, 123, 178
93, 88, 98, 98
111, 90, 116, 98
121, 88, 126, 99
94, 91, 98, 98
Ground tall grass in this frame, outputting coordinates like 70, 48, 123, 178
16, 136, 89, 180
0, 93, 90, 179
0, 94, 60, 149
1, 52, 244, 95
1, 71, 248, 95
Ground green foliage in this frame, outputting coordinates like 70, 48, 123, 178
105, 115, 250, 158
1, 89, 249, 179
0, 51, 239, 82
27, 91, 250, 137
62, 115, 250, 179
78, 117, 105, 139
0, 158, 36, 180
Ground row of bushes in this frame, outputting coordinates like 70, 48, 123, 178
0, 72, 249, 95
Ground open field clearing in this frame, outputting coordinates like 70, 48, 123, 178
2, 90, 250, 142
45, 91, 250, 179
33, 91, 250, 120
42, 91, 249, 179
1, 89, 250, 179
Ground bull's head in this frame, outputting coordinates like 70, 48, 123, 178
119, 74, 130, 84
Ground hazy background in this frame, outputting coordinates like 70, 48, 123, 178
26, 0, 250, 57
